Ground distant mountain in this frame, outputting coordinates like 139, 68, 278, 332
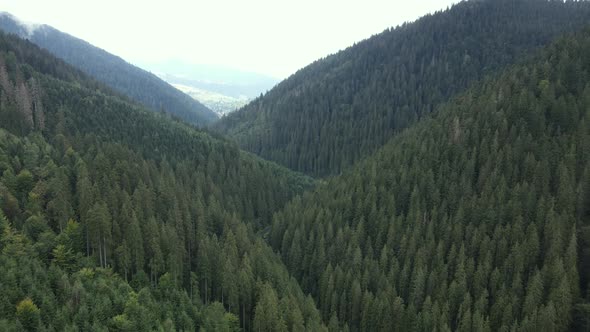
171, 83, 250, 117
215, 0, 590, 177
137, 60, 279, 115
139, 60, 279, 98
0, 12, 218, 126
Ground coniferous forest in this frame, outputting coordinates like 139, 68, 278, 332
0, 13, 219, 126
270, 29, 590, 332
0, 32, 323, 331
215, 0, 590, 178
1, 0, 590, 331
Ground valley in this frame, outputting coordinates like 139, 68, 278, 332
0, 1, 589, 331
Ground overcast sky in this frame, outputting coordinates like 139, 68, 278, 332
2, 0, 457, 78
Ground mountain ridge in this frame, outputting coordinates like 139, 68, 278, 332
215, 0, 590, 177
0, 12, 219, 126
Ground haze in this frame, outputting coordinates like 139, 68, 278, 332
2, 0, 456, 78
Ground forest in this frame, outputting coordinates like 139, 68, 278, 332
1, 0, 590, 331
215, 0, 590, 177
270, 28, 590, 331
0, 31, 325, 331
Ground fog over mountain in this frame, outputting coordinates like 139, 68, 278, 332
138, 60, 279, 115
0, 12, 219, 125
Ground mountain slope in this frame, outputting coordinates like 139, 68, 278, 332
269, 28, 590, 331
215, 0, 590, 177
0, 30, 326, 331
0, 12, 219, 126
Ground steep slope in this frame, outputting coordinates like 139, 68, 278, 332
0, 12, 219, 126
0, 31, 325, 331
270, 29, 590, 331
216, 0, 590, 177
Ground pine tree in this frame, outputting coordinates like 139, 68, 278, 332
253, 283, 287, 332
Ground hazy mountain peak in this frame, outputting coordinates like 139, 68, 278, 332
0, 11, 41, 37
137, 59, 280, 115
0, 12, 219, 125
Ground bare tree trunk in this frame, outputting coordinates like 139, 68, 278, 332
103, 236, 107, 267
16, 83, 33, 127
242, 303, 246, 330
205, 278, 208, 305
29, 78, 44, 130
86, 225, 90, 256
98, 242, 103, 268
0, 59, 12, 94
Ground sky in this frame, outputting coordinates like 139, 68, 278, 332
1, 0, 457, 79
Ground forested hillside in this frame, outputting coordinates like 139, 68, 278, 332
0, 13, 219, 126
270, 29, 590, 331
0, 31, 326, 331
3, 1, 590, 331
216, 0, 590, 177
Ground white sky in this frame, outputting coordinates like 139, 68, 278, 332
1, 0, 457, 78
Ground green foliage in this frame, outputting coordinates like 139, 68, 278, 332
200, 302, 240, 332
52, 244, 75, 271
15, 298, 39, 331
2, 2, 590, 332
253, 284, 287, 332
269, 28, 590, 331
0, 29, 325, 330
15, 170, 33, 200
216, 0, 590, 177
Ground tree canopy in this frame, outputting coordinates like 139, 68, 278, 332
269, 28, 590, 331
0, 29, 325, 331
